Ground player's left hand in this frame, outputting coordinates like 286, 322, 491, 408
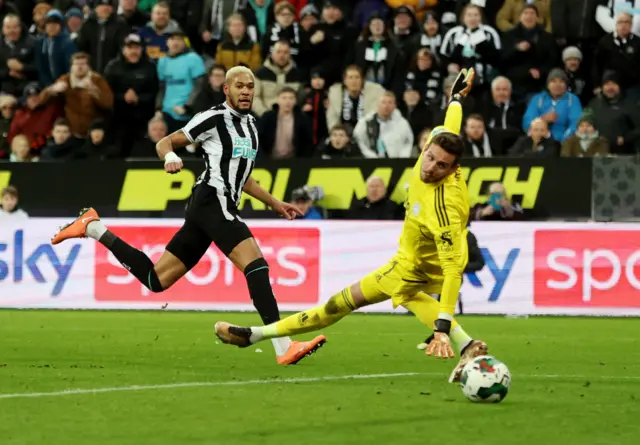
272, 201, 304, 220
426, 332, 455, 359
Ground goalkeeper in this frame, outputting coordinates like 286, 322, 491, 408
215, 69, 487, 382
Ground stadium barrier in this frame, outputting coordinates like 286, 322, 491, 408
2, 219, 640, 316
0, 157, 592, 219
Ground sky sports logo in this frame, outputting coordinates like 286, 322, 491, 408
0, 230, 81, 296
534, 230, 640, 307
465, 248, 520, 302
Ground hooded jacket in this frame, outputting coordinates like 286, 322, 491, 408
353, 108, 414, 158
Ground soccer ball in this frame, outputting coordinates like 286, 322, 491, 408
460, 355, 511, 403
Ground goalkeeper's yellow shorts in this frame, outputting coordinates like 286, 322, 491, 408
359, 259, 444, 308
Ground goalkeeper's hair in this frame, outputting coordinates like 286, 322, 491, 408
430, 132, 464, 165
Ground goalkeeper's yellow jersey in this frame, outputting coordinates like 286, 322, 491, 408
391, 101, 469, 315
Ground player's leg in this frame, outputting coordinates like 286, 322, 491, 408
51, 208, 192, 291
215, 262, 393, 346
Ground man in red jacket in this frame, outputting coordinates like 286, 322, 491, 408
8, 82, 61, 154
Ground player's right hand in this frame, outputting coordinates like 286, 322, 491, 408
164, 152, 183, 174
450, 68, 475, 100
426, 332, 455, 359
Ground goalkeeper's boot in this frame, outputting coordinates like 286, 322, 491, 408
51, 207, 100, 245
448, 340, 489, 383
276, 336, 327, 366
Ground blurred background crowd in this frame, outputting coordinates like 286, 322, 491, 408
1, 0, 640, 164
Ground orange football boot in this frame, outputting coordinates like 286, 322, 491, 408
276, 336, 327, 366
51, 207, 100, 245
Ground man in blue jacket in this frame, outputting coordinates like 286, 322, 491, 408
523, 68, 583, 142
35, 10, 77, 87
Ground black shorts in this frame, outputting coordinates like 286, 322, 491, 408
166, 184, 253, 270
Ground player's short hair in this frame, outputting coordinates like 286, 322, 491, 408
1, 185, 18, 198
225, 66, 255, 84
278, 86, 297, 96
429, 132, 465, 165
71, 52, 90, 63
53, 117, 70, 128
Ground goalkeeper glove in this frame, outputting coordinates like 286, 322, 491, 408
449, 68, 475, 103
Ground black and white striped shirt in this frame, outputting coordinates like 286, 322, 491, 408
183, 102, 258, 208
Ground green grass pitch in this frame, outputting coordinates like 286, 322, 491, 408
1, 310, 639, 445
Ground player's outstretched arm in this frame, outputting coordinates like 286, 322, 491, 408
243, 178, 303, 220
443, 68, 474, 136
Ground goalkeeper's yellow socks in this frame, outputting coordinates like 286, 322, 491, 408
249, 287, 356, 342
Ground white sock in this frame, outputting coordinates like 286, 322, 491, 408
249, 327, 264, 344
271, 337, 292, 357
86, 220, 107, 240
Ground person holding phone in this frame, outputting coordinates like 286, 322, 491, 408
471, 181, 523, 220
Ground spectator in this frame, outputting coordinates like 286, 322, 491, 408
156, 31, 205, 133
131, 115, 167, 157
258, 86, 313, 159
77, 119, 116, 159
200, 0, 244, 57
40, 52, 114, 138
429, 73, 475, 127
352, 0, 389, 30
299, 4, 319, 32
562, 46, 592, 105
479, 76, 525, 153
0, 185, 28, 219
166, 0, 204, 55
400, 88, 432, 142
119, 0, 149, 31
298, 68, 328, 147
105, 33, 159, 157
550, 0, 601, 69
389, 6, 420, 53
596, 0, 640, 36
276, 0, 309, 20
35, 10, 77, 87
353, 91, 414, 158
185, 63, 226, 115
326, 65, 385, 132
404, 48, 442, 106
441, 3, 501, 100
0, 93, 16, 158
501, 4, 556, 100
262, 2, 301, 61
8, 82, 61, 154
290, 186, 324, 220
508, 117, 559, 157
561, 113, 610, 157
30, 1, 52, 37
139, 1, 186, 62
347, 175, 403, 220
588, 71, 639, 155
407, 11, 444, 67
10, 134, 36, 162
65, 8, 84, 41
253, 40, 302, 116
455, 0, 504, 30
215, 13, 262, 72
350, 12, 402, 93
471, 182, 523, 221
40, 117, 77, 160
593, 11, 640, 98
0, 14, 37, 98
436, 0, 459, 31
76, 0, 129, 74
240, 0, 276, 44
316, 123, 359, 158
523, 68, 582, 143
417, 126, 432, 152
308, 1, 358, 86
496, 0, 552, 33
462, 114, 499, 157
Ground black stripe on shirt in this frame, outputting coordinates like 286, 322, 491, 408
187, 105, 224, 141
435, 185, 450, 227
216, 117, 235, 196
232, 118, 248, 201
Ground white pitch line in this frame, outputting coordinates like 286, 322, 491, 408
1, 371, 639, 401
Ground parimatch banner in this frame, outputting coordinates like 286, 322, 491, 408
0, 158, 592, 218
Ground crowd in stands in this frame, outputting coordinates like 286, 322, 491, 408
2, 0, 640, 163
